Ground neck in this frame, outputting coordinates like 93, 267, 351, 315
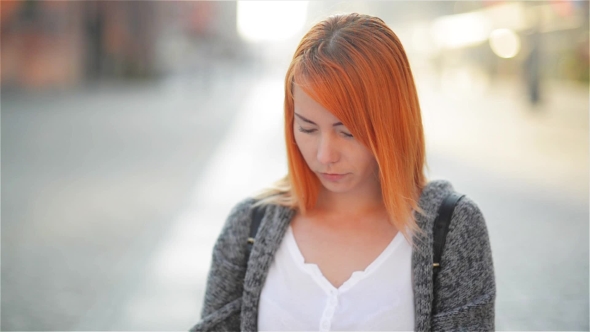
314, 184, 387, 220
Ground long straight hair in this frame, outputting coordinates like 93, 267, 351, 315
255, 13, 427, 238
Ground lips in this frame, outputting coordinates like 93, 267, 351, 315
319, 173, 348, 181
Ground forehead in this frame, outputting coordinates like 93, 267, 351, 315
293, 85, 341, 123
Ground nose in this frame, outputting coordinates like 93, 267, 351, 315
316, 133, 340, 166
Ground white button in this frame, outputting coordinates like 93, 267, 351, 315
322, 321, 330, 329
329, 297, 337, 305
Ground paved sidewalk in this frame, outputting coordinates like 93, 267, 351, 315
1, 65, 253, 331
418, 75, 588, 199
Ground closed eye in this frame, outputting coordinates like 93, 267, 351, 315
297, 126, 316, 134
298, 126, 354, 138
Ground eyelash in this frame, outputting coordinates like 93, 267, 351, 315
297, 126, 353, 138
297, 127, 315, 134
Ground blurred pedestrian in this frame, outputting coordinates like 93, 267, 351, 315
191, 13, 495, 331
524, 27, 542, 105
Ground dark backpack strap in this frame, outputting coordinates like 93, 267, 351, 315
432, 192, 464, 281
246, 204, 266, 259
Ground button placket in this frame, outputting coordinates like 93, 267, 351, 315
320, 292, 338, 331
329, 296, 337, 306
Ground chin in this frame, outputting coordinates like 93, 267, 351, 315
319, 179, 352, 193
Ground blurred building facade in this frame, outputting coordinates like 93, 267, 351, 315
454, 1, 588, 80
0, 1, 241, 90
458, 1, 587, 104
1, 1, 587, 94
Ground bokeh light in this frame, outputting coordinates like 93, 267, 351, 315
489, 28, 521, 59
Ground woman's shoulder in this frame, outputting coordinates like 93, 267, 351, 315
213, 197, 294, 265
420, 179, 485, 222
219, 197, 257, 233
215, 197, 291, 247
417, 179, 490, 248
420, 179, 491, 257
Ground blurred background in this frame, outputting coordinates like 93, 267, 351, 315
1, 1, 588, 330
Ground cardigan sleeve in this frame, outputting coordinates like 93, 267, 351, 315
190, 198, 255, 331
431, 196, 496, 331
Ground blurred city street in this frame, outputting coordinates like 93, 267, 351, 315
2, 66, 255, 330
4, 67, 587, 331
2, 1, 588, 331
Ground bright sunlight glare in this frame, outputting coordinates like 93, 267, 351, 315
431, 11, 491, 49
237, 1, 309, 43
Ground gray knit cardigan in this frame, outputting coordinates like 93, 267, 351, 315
191, 180, 495, 331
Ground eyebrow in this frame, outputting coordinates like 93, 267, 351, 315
294, 113, 343, 127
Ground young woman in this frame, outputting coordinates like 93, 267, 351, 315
191, 13, 495, 331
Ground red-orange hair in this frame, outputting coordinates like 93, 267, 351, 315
257, 13, 427, 237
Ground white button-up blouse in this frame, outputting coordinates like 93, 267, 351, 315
258, 225, 415, 331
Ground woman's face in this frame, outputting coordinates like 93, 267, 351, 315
293, 85, 380, 195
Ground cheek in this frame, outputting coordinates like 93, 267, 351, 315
355, 148, 379, 174
369, 157, 379, 175
293, 131, 314, 160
